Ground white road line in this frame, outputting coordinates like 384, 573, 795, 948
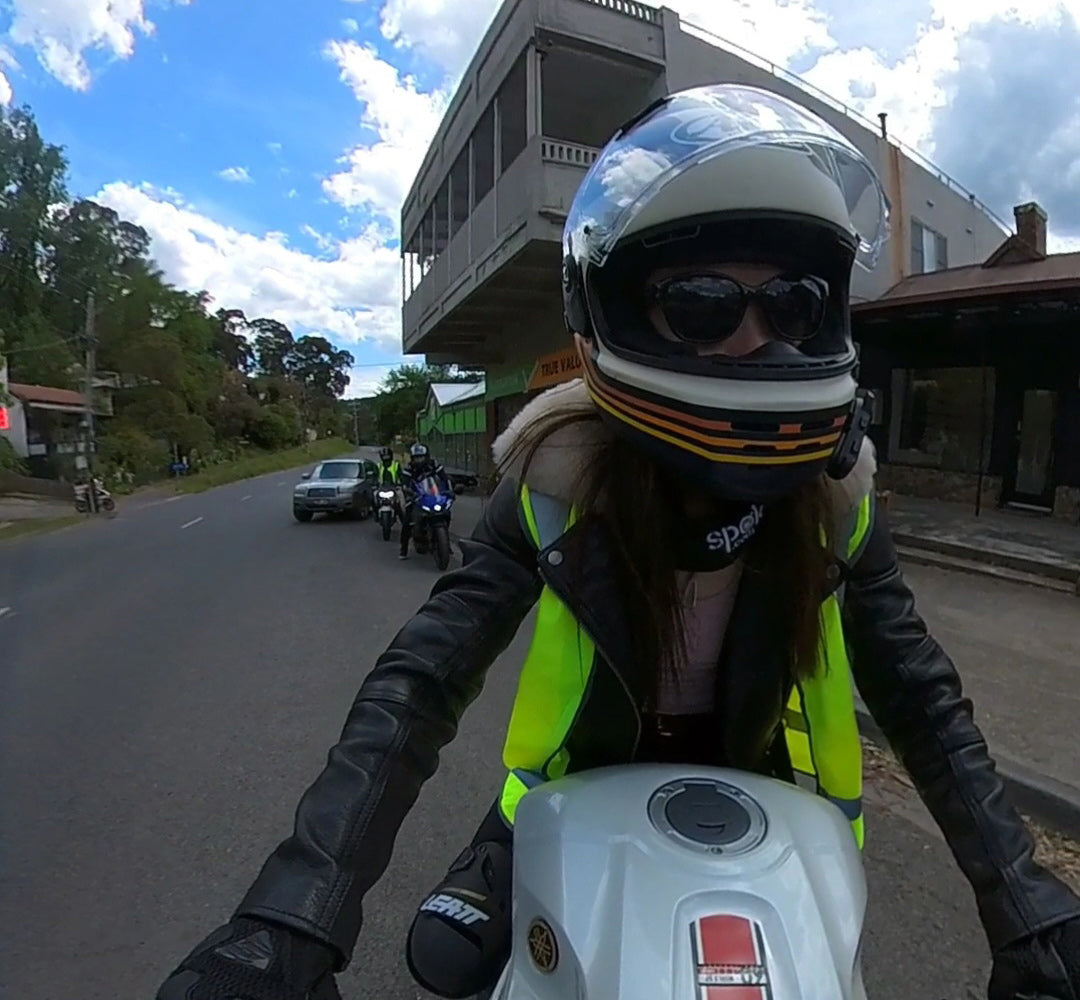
277, 481, 287, 487
138, 495, 184, 510
180, 516, 204, 530
241, 495, 253, 502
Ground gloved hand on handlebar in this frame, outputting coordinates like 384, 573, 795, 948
989, 917, 1080, 1000
156, 916, 342, 1000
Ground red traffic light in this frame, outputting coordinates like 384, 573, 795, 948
0, 406, 9, 431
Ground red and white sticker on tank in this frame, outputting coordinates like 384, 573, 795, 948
690, 914, 771, 1000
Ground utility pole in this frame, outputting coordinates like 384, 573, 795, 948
352, 401, 360, 446
83, 292, 99, 514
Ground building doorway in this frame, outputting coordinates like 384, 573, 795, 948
1003, 388, 1058, 510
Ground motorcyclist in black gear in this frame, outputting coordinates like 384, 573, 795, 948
398, 442, 453, 560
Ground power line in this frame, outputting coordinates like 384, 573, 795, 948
1, 333, 83, 355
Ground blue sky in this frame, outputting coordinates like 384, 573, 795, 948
2, 0, 1079, 395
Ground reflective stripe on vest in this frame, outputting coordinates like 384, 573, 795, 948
499, 484, 595, 824
500, 485, 873, 849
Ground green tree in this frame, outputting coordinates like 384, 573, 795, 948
251, 318, 294, 377
212, 309, 255, 374
0, 107, 68, 324
370, 363, 478, 444
0, 100, 361, 484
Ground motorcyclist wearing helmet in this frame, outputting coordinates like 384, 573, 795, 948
158, 85, 1080, 1000
369, 446, 404, 519
376, 446, 401, 487
398, 442, 453, 560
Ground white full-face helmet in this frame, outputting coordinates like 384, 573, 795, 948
562, 83, 890, 502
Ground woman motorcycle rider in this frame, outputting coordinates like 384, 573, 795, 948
158, 85, 1080, 1000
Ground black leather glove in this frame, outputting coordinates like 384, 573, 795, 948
989, 918, 1080, 1000
157, 916, 342, 1000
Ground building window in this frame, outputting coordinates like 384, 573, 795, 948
889, 366, 994, 472
472, 103, 495, 205
450, 146, 470, 237
911, 219, 948, 273
498, 52, 528, 173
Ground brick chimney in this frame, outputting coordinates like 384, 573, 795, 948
1014, 202, 1048, 257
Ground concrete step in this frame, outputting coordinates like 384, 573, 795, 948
895, 543, 1078, 595
892, 528, 1080, 584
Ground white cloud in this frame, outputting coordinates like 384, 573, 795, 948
342, 18, 360, 35
346, 363, 403, 397
372, 0, 833, 81
267, 141, 283, 154
669, 0, 835, 69
322, 40, 449, 228
218, 166, 253, 184
377, 0, 500, 76
0, 47, 17, 103
792, 0, 1080, 156
6, 0, 190, 92
301, 224, 336, 254
1050, 233, 1080, 254
96, 181, 404, 350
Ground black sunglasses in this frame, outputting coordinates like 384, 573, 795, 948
647, 273, 830, 346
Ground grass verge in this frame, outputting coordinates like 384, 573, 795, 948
0, 514, 85, 544
175, 439, 355, 494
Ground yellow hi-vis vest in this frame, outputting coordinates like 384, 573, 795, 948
499, 483, 874, 849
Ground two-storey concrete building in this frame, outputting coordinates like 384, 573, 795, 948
400, 0, 1009, 479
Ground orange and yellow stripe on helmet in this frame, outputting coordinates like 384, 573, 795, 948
577, 344, 846, 467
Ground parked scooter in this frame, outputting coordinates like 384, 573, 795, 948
74, 478, 115, 514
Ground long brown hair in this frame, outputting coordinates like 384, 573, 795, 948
506, 406, 834, 693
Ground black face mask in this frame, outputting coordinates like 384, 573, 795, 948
670, 499, 766, 572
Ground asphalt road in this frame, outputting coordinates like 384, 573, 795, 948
1, 458, 1000, 1000
896, 562, 1080, 790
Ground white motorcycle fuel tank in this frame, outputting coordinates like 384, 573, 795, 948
490, 765, 867, 1000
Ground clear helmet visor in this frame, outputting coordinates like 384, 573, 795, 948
564, 84, 890, 273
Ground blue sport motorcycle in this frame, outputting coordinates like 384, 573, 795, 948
410, 474, 454, 571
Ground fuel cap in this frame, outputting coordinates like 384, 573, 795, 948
648, 778, 767, 856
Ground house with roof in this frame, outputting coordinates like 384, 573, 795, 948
854, 203, 1080, 520
0, 361, 114, 478
416, 380, 487, 480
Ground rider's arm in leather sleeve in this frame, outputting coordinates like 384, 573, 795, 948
844, 506, 1080, 953
235, 475, 540, 965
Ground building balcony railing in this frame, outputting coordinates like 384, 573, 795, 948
579, 0, 661, 25
540, 139, 600, 168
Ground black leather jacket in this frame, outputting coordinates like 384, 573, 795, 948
237, 474, 1080, 964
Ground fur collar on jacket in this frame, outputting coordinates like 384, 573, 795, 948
491, 378, 877, 529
